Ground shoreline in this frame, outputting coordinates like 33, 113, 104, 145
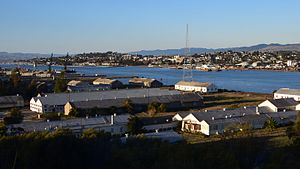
2, 62, 300, 73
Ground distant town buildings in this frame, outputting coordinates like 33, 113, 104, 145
175, 81, 218, 93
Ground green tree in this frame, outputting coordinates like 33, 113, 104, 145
127, 116, 143, 134
69, 107, 79, 117
123, 99, 133, 114
10, 68, 21, 88
147, 102, 159, 116
3, 108, 23, 125
293, 112, 300, 136
26, 79, 37, 98
0, 122, 7, 136
54, 72, 67, 93
82, 128, 98, 139
158, 104, 167, 113
264, 118, 277, 131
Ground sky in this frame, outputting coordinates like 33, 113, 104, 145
0, 0, 300, 53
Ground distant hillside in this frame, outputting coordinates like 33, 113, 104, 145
0, 52, 62, 61
130, 43, 300, 56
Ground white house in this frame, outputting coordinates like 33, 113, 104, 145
175, 81, 218, 93
274, 88, 300, 101
258, 98, 299, 112
172, 112, 190, 121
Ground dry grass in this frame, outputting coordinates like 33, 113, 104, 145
202, 92, 272, 110
182, 127, 288, 144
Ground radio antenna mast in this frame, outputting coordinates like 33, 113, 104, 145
183, 24, 193, 81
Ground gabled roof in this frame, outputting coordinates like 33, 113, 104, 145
268, 98, 299, 108
275, 88, 300, 96
175, 81, 212, 87
32, 88, 185, 106
0, 95, 23, 104
184, 106, 271, 124
67, 80, 84, 86
129, 78, 159, 83
93, 78, 120, 84
70, 92, 203, 109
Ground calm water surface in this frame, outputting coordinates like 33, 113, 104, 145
1, 64, 300, 93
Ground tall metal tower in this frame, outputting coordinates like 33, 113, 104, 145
182, 24, 193, 81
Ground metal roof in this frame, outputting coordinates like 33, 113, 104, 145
0, 95, 23, 104
33, 88, 183, 106
275, 88, 300, 96
71, 93, 203, 109
10, 114, 130, 132
175, 81, 212, 87
268, 98, 299, 108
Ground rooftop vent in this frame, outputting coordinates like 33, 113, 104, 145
212, 117, 215, 120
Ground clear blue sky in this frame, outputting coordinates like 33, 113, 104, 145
1, 0, 300, 53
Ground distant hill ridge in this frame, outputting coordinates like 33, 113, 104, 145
0, 52, 62, 61
130, 43, 300, 56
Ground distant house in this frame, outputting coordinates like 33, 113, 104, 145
258, 98, 300, 112
274, 88, 300, 101
129, 78, 163, 88
93, 78, 123, 89
175, 81, 218, 93
0, 95, 24, 109
179, 107, 297, 135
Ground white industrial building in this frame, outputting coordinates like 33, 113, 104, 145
9, 114, 130, 135
274, 88, 300, 101
30, 88, 190, 113
175, 81, 218, 93
174, 107, 297, 136
258, 98, 300, 112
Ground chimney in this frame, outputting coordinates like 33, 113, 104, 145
111, 115, 114, 125
256, 107, 260, 115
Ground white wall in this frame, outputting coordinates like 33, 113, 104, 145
258, 100, 277, 112
175, 84, 217, 93
274, 93, 300, 101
